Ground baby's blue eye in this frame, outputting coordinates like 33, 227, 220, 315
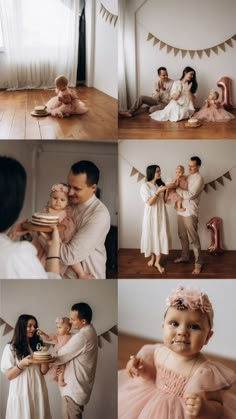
170, 321, 179, 327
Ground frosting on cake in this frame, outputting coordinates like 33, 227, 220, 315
32, 212, 60, 226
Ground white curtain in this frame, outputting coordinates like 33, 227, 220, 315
118, 0, 128, 110
0, 0, 82, 89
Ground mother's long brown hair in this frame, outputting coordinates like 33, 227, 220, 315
10, 314, 43, 359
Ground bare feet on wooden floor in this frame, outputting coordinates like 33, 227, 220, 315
192, 266, 202, 275
154, 262, 165, 273
147, 255, 155, 267
119, 111, 133, 118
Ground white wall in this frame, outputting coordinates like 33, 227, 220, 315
0, 140, 118, 226
0, 280, 117, 419
118, 140, 236, 250
122, 0, 236, 108
92, 0, 118, 98
118, 279, 236, 359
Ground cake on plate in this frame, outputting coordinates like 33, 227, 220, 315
33, 349, 52, 361
31, 105, 49, 117
187, 117, 200, 127
32, 212, 60, 226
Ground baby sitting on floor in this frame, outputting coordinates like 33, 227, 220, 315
46, 75, 88, 118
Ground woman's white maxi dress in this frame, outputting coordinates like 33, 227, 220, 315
150, 81, 195, 122
140, 182, 170, 257
1, 344, 52, 419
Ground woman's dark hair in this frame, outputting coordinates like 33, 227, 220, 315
71, 302, 92, 323
10, 314, 43, 360
0, 156, 27, 232
180, 66, 198, 94
146, 165, 165, 186
71, 160, 99, 186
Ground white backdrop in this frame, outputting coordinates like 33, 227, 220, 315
0, 280, 117, 419
118, 140, 236, 250
0, 140, 118, 226
118, 279, 236, 359
121, 0, 236, 109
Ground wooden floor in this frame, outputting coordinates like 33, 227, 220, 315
118, 333, 236, 395
118, 249, 236, 279
118, 108, 236, 139
0, 87, 117, 140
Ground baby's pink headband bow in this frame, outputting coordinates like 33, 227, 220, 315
166, 284, 214, 328
51, 183, 69, 194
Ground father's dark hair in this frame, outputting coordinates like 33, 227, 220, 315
157, 66, 167, 75
71, 160, 99, 186
190, 156, 202, 167
71, 302, 93, 323
0, 156, 27, 232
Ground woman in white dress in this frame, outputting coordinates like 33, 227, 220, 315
0, 156, 60, 279
1, 314, 52, 419
150, 67, 198, 122
140, 165, 170, 273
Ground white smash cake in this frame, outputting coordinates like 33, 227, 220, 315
32, 212, 60, 226
187, 117, 199, 126
33, 348, 52, 361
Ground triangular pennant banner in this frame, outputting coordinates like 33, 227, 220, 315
209, 181, 216, 190
159, 41, 166, 50
232, 35, 236, 41
204, 48, 211, 57
101, 331, 111, 343
153, 37, 160, 46
219, 43, 225, 51
223, 171, 232, 181
203, 184, 208, 193
174, 48, 179, 56
110, 325, 118, 335
130, 167, 138, 177
211, 46, 218, 55
137, 172, 145, 182
0, 317, 5, 326
196, 50, 203, 58
181, 50, 187, 58
3, 322, 13, 335
226, 38, 233, 47
166, 45, 173, 53
216, 176, 224, 186
189, 50, 195, 58
147, 32, 154, 41
97, 335, 102, 348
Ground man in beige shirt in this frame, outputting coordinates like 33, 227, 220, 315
55, 302, 98, 419
174, 156, 204, 274
119, 67, 173, 117
60, 160, 111, 279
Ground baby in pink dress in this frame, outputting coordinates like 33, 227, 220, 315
165, 165, 188, 212
46, 75, 88, 118
37, 317, 72, 387
194, 89, 235, 122
33, 183, 94, 279
118, 284, 236, 419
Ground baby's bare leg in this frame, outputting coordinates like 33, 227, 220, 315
58, 365, 66, 387
176, 199, 185, 212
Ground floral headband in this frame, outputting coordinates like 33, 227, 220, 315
166, 284, 213, 328
51, 183, 69, 194
55, 317, 70, 326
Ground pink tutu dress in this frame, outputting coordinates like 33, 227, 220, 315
118, 344, 236, 419
32, 207, 76, 267
49, 334, 72, 381
194, 103, 235, 122
46, 87, 88, 117
165, 175, 188, 206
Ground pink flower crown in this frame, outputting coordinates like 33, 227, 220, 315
51, 183, 69, 194
166, 285, 213, 327
55, 317, 70, 327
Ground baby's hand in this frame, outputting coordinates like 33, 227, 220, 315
184, 393, 203, 417
126, 355, 144, 378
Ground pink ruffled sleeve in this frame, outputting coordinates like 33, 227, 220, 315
185, 361, 236, 393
